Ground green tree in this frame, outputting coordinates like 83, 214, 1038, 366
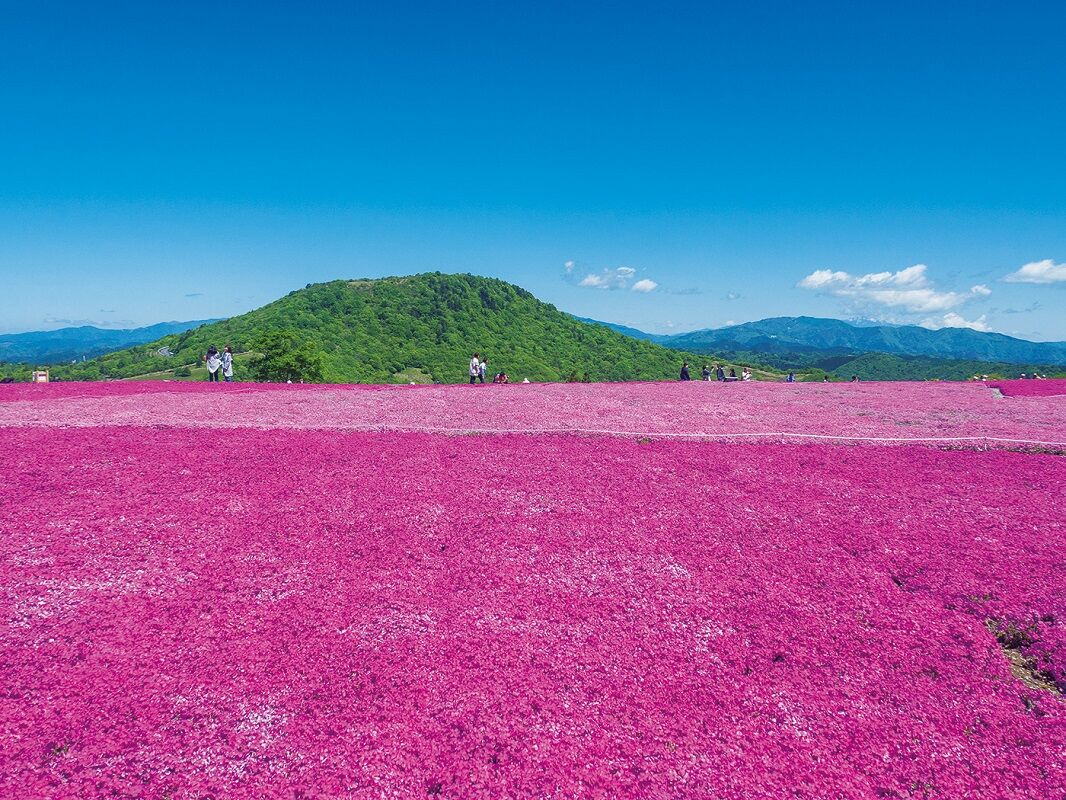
249, 330, 325, 383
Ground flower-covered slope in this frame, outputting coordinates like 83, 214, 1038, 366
989, 378, 1066, 398
1, 427, 1062, 798
0, 380, 1063, 447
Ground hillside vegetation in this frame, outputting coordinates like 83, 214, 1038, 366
680, 347, 1064, 381
47, 274, 741, 383
825, 352, 1064, 381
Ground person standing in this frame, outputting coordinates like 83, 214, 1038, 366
701, 364, 711, 381
469, 353, 481, 385
204, 346, 222, 382
221, 346, 234, 382
679, 362, 691, 381
479, 358, 488, 384
716, 364, 726, 381
786, 371, 796, 383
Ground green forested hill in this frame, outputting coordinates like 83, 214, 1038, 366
48, 274, 733, 383
825, 352, 1064, 381
663, 345, 1065, 381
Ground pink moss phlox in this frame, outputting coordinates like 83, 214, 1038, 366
0, 381, 1063, 448
1, 427, 1063, 797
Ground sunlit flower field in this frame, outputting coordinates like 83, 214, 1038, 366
2, 379, 1064, 446
1, 381, 1063, 798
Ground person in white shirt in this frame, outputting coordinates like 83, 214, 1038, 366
221, 346, 234, 382
478, 358, 488, 384
741, 367, 752, 381
469, 353, 481, 385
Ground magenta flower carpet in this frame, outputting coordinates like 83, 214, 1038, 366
1, 382, 1062, 798
2, 380, 1064, 447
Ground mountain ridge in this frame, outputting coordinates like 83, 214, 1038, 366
0, 320, 219, 364
585, 315, 1066, 366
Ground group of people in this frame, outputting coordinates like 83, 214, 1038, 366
970, 372, 1046, 381
204, 345, 234, 382
468, 353, 514, 384
194, 347, 1053, 385
680, 362, 752, 382
678, 365, 867, 383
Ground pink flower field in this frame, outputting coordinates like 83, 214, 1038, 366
1, 383, 1063, 798
990, 379, 1066, 399
1, 380, 1064, 448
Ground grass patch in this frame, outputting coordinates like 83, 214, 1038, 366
985, 619, 1062, 696
391, 367, 434, 384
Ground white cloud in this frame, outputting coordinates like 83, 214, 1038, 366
570, 264, 655, 291
798, 269, 850, 289
1003, 259, 1066, 284
563, 260, 575, 273
919, 312, 992, 332
798, 264, 991, 313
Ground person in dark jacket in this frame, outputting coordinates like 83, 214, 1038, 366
679, 362, 691, 381
204, 346, 222, 382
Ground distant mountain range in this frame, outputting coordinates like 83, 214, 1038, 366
9, 285, 1064, 383
580, 316, 1066, 367
0, 320, 218, 364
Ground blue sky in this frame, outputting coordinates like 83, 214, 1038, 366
2, 0, 1064, 339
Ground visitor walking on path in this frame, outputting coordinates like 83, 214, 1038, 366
469, 353, 481, 385
221, 346, 234, 382
205, 346, 222, 382
701, 364, 711, 381
716, 364, 726, 381
679, 362, 691, 381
